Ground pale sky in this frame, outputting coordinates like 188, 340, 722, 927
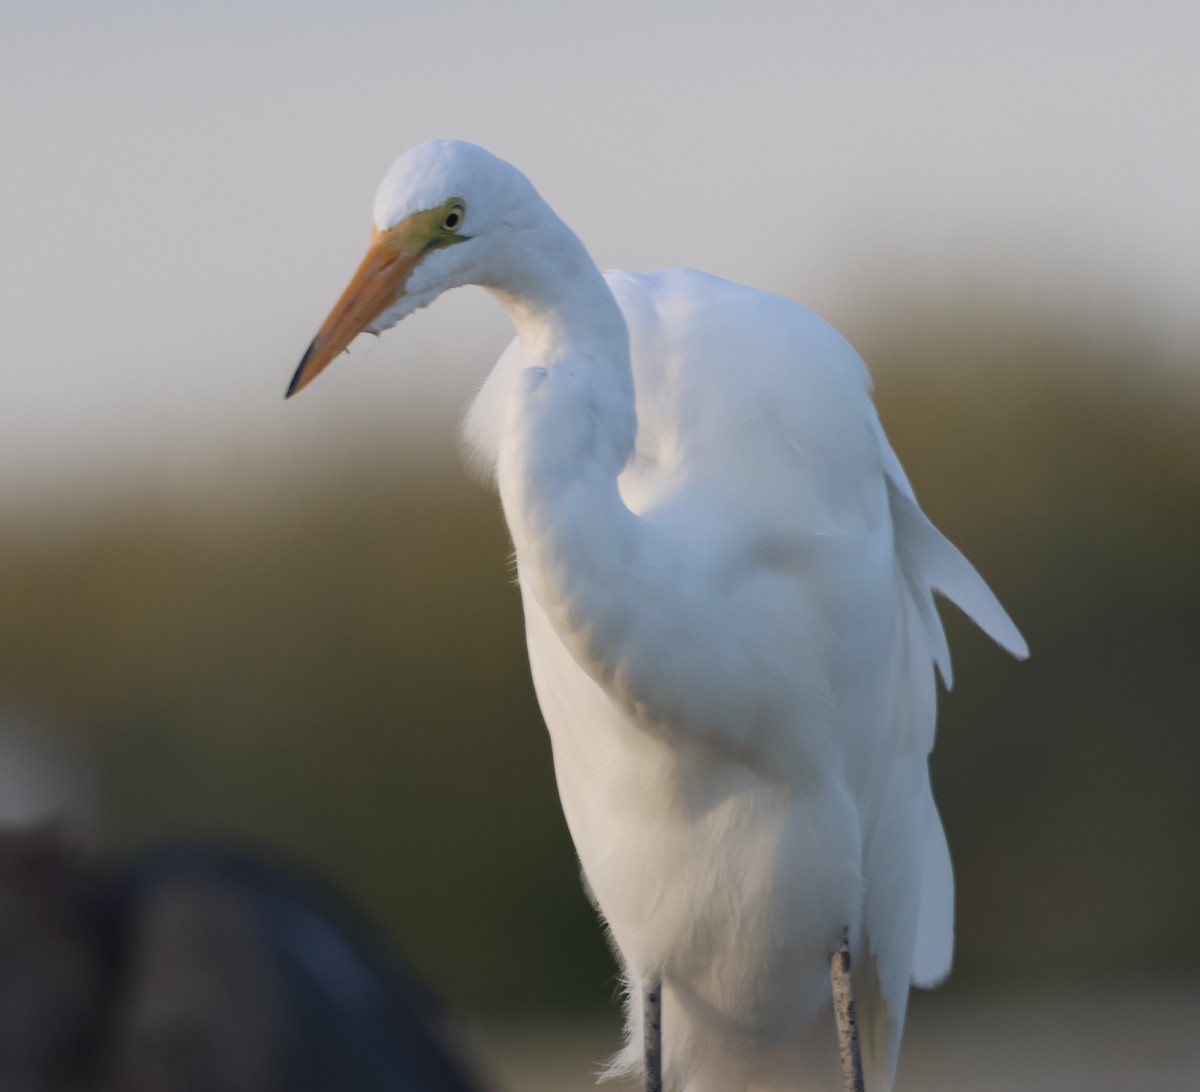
1, 1, 1196, 513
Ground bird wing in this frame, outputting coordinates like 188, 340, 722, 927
605, 270, 1026, 1089
853, 410, 1027, 1089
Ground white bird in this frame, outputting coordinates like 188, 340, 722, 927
288, 140, 1027, 1092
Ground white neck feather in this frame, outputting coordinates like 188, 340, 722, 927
485, 210, 645, 683
487, 216, 627, 369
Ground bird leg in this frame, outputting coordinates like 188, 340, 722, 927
643, 976, 663, 1092
830, 929, 865, 1092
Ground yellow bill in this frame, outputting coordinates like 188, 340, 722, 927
287, 201, 468, 398
287, 231, 424, 397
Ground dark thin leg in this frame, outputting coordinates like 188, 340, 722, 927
830, 929, 865, 1092
643, 977, 663, 1092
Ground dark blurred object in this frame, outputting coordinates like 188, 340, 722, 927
0, 825, 100, 1092
96, 843, 493, 1092
0, 831, 492, 1092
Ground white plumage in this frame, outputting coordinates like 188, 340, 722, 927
291, 141, 1027, 1092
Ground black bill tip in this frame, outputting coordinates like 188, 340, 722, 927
285, 340, 317, 400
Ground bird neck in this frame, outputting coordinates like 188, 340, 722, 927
488, 218, 629, 376
487, 214, 637, 477
486, 215, 645, 679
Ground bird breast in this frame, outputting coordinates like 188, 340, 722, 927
520, 578, 864, 1032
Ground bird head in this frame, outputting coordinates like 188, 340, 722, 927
287, 140, 534, 397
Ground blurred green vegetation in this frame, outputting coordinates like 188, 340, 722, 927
1, 307, 1197, 1015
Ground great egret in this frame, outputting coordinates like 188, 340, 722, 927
288, 140, 1027, 1092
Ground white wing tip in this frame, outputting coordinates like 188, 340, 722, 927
980, 608, 1029, 661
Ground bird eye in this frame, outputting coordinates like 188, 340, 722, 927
442, 204, 465, 232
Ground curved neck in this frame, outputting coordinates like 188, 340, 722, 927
487, 212, 637, 479
487, 212, 643, 677
482, 213, 786, 766
487, 216, 628, 371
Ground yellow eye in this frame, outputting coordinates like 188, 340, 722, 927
442, 203, 465, 232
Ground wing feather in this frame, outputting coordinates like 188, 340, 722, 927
856, 408, 1025, 1089
912, 794, 955, 987
886, 479, 1029, 664
854, 574, 936, 1090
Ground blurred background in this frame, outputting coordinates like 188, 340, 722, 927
1, 1, 1197, 1089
